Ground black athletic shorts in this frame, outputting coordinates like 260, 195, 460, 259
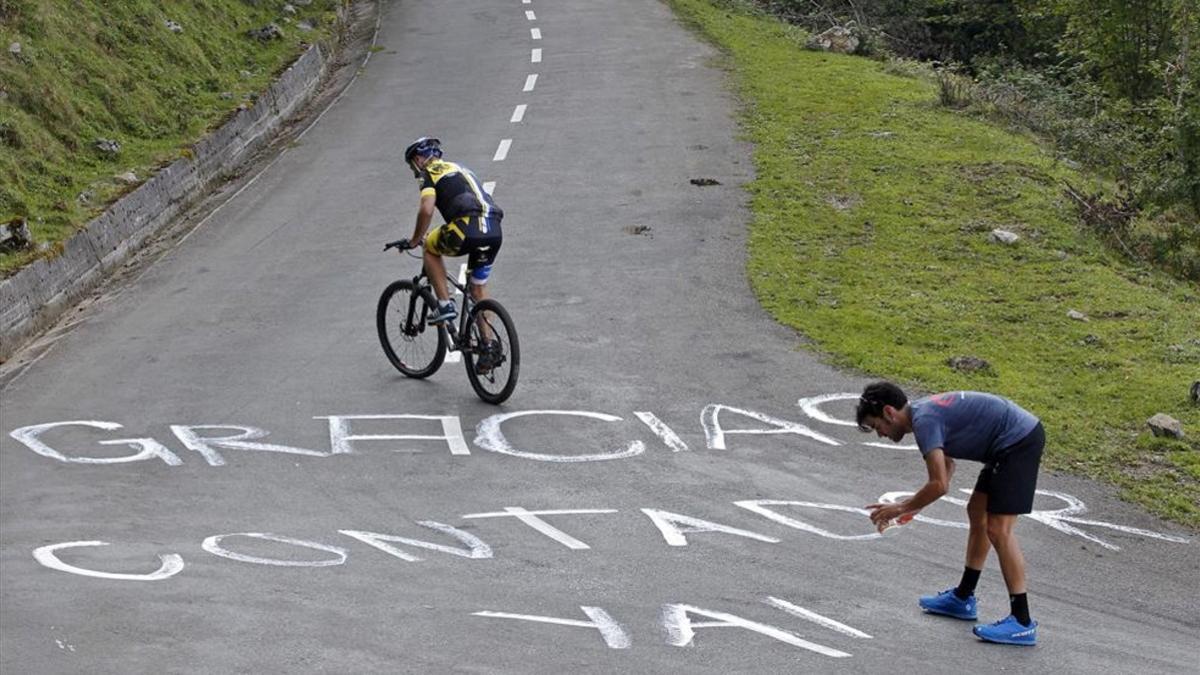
973, 422, 1044, 514
424, 214, 503, 283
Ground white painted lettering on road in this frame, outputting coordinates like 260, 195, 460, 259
475, 410, 645, 462
317, 414, 469, 455
11, 421, 183, 465
473, 606, 631, 649
764, 597, 872, 638
171, 424, 327, 466
796, 393, 859, 427
640, 508, 779, 547
662, 604, 851, 657
702, 404, 841, 450
634, 411, 688, 452
462, 507, 617, 549
734, 500, 880, 541
33, 541, 184, 581
339, 521, 492, 562
796, 393, 918, 449
201, 533, 347, 567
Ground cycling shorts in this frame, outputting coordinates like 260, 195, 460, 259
424, 214, 503, 284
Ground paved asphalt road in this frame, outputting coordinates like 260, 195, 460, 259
1, 0, 1196, 672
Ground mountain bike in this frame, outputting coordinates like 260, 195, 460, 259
377, 240, 519, 404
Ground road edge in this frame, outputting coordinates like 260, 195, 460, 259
0, 1, 375, 363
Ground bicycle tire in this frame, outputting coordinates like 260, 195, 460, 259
376, 279, 446, 378
463, 298, 520, 404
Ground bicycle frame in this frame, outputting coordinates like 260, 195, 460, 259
406, 267, 477, 353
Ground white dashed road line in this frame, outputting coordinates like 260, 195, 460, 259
523, 74, 538, 92
531, 48, 542, 63
511, 105, 527, 123
525, 10, 536, 20
531, 27, 541, 40
493, 139, 512, 161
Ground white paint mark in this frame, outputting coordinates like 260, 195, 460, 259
475, 410, 645, 462
1024, 490, 1191, 550
473, 606, 631, 649
662, 604, 850, 657
493, 138, 512, 161
634, 412, 689, 452
317, 415, 469, 455
531, 48, 542, 63
339, 521, 492, 562
522, 0, 531, 4
876, 489, 1191, 548
523, 74, 538, 92
764, 597, 872, 638
531, 28, 541, 40
201, 533, 347, 567
510, 104, 527, 123
796, 393, 860, 427
171, 425, 326, 466
874, 491, 967, 530
701, 404, 841, 450
525, 10, 536, 20
11, 421, 183, 465
640, 509, 779, 547
483, 181, 496, 195
33, 541, 183, 581
461, 507, 617, 549
734, 500, 880, 541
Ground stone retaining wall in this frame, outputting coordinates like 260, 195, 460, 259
0, 38, 335, 361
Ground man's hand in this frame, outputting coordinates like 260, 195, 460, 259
383, 238, 412, 252
866, 503, 916, 531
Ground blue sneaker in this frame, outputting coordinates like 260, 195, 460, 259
918, 588, 978, 620
428, 302, 457, 325
973, 615, 1038, 646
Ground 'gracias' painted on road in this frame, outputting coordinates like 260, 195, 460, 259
8, 394, 902, 467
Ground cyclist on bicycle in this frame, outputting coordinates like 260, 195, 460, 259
398, 137, 503, 321
397, 137, 504, 370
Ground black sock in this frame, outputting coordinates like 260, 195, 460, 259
1010, 593, 1031, 626
954, 567, 981, 599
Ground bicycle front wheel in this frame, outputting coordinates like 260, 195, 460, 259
376, 279, 446, 378
463, 298, 520, 404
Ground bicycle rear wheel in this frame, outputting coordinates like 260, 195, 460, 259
463, 298, 520, 404
376, 279, 446, 378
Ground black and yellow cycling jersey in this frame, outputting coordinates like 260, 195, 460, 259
418, 158, 504, 224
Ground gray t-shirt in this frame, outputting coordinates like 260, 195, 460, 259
910, 391, 1039, 462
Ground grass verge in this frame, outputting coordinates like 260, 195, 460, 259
668, 0, 1200, 527
0, 0, 342, 274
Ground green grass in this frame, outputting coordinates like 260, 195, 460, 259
0, 0, 341, 274
669, 0, 1200, 527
